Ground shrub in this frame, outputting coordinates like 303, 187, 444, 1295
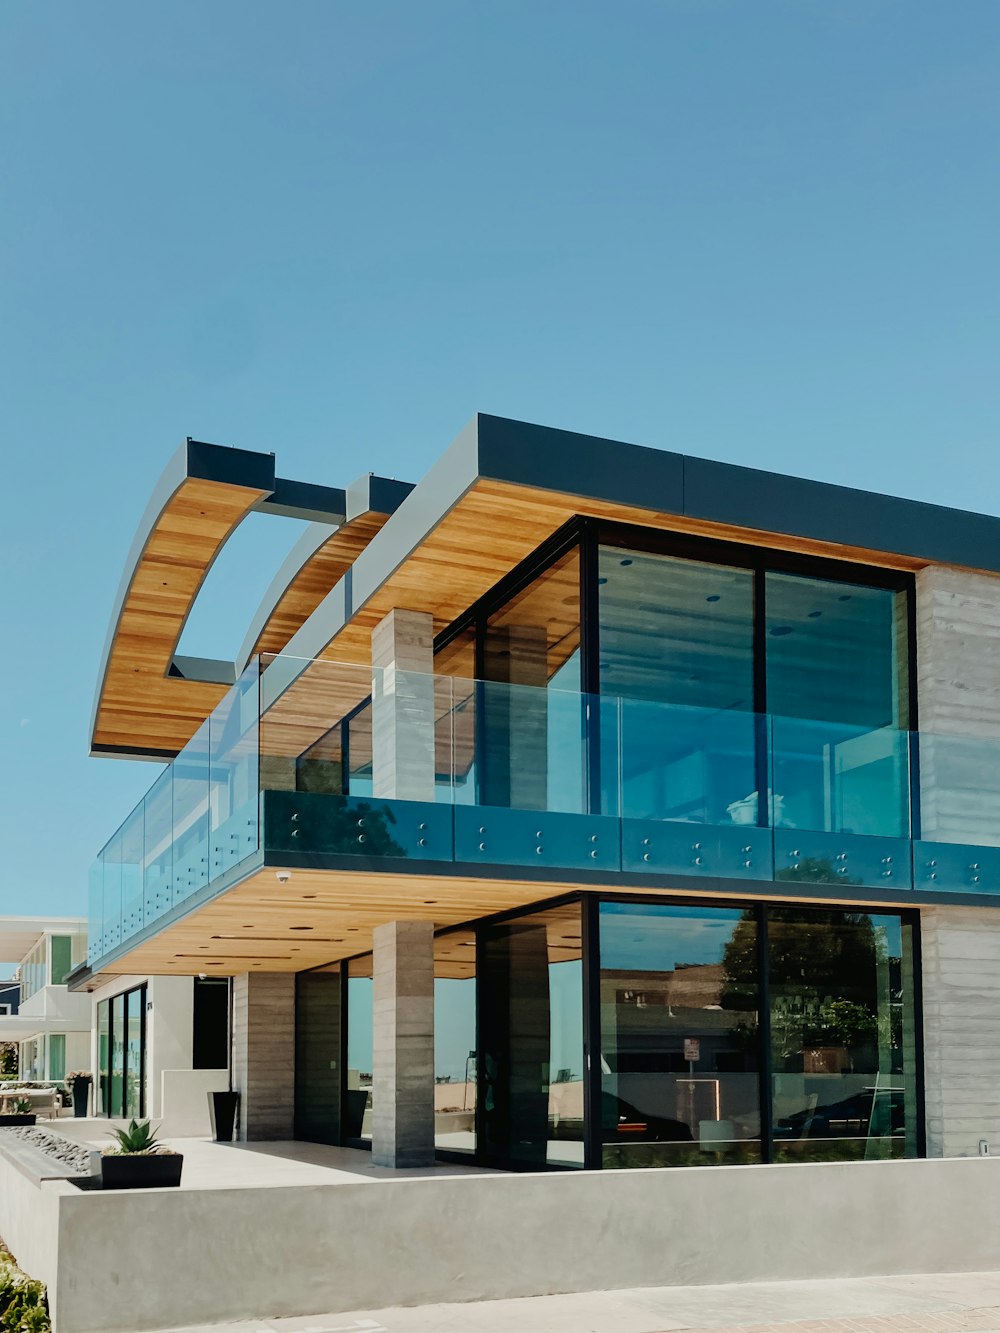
0, 1254, 50, 1333
107, 1118, 168, 1156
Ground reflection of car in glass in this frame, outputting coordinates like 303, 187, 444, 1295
601, 1092, 692, 1143
773, 1087, 904, 1140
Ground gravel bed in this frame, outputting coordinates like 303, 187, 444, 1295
0, 1126, 94, 1174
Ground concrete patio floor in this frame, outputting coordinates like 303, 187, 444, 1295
49, 1121, 494, 1188
150, 1271, 1000, 1333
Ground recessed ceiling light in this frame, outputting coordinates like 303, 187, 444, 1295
620, 558, 633, 567
706, 595, 721, 603
838, 594, 852, 602
289, 926, 313, 931
769, 626, 793, 637
808, 611, 822, 619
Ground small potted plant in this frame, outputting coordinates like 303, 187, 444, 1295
66, 1071, 93, 1118
101, 1118, 183, 1190
0, 1097, 36, 1127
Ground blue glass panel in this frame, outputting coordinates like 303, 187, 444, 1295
773, 828, 911, 890
143, 768, 173, 927
119, 804, 145, 941
619, 698, 758, 826
770, 716, 909, 839
914, 733, 1000, 848
209, 661, 260, 878
913, 841, 1000, 895
622, 820, 773, 880
172, 719, 211, 905
454, 805, 619, 872
87, 857, 103, 965
264, 790, 451, 861
102, 828, 123, 954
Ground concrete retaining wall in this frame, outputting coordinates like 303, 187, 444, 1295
0, 1146, 62, 1316
35, 1156, 1000, 1333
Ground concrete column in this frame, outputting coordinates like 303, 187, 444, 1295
371, 609, 436, 802
921, 905, 1000, 1157
232, 972, 295, 1140
916, 566, 1000, 845
371, 920, 435, 1168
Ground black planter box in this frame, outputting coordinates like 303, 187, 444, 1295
101, 1153, 184, 1190
0, 1114, 36, 1127
71, 1083, 92, 1117
208, 1090, 239, 1142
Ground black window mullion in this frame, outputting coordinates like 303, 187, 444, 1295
757, 905, 773, 1164
581, 895, 602, 1170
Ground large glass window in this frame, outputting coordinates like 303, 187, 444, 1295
345, 955, 373, 1143
50, 936, 73, 986
48, 1034, 66, 1082
767, 575, 910, 839
110, 993, 125, 1114
101, 983, 146, 1118
599, 902, 761, 1168
97, 1000, 109, 1114
481, 548, 585, 813
434, 931, 477, 1155
766, 908, 917, 1162
479, 904, 584, 1169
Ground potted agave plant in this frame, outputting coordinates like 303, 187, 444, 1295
101, 1118, 183, 1190
0, 1097, 36, 1127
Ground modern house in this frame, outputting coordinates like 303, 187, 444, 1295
0, 977, 19, 1016
0, 919, 90, 1083
69, 414, 1000, 1172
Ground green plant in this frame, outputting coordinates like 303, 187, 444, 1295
107, 1117, 165, 1155
0, 1047, 16, 1077
0, 1256, 50, 1333
9, 1101, 31, 1116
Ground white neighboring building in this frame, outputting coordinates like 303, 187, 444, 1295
0, 918, 90, 1085
84, 973, 230, 1134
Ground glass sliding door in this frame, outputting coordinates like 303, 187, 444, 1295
345, 955, 373, 1143
481, 547, 584, 814
124, 987, 144, 1117
598, 546, 758, 825
599, 901, 762, 1167
479, 904, 584, 1169
97, 1000, 110, 1114
434, 931, 477, 1154
110, 993, 125, 1116
767, 908, 917, 1161
766, 574, 910, 839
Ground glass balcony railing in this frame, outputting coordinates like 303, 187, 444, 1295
88, 653, 1000, 965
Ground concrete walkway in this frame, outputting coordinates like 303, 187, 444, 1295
153, 1272, 1000, 1333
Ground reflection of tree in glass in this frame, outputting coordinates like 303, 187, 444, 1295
314, 798, 407, 858
720, 907, 888, 1066
776, 856, 861, 886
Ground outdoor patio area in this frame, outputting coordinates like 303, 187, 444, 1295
45, 1122, 495, 1189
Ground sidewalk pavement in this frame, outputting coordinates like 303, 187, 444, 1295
154, 1271, 1000, 1333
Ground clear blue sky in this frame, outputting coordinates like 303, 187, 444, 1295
2, 1, 1000, 936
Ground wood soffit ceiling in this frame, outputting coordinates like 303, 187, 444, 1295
79, 862, 925, 986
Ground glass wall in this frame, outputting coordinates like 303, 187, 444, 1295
599, 902, 761, 1168
434, 930, 477, 1155
767, 908, 916, 1162
48, 1034, 66, 1082
479, 903, 584, 1168
345, 955, 373, 1143
481, 548, 584, 813
100, 983, 147, 1118
97, 1000, 109, 1114
50, 936, 73, 986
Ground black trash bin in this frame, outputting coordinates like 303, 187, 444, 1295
209, 1090, 239, 1142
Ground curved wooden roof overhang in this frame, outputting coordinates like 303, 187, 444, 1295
236, 476, 414, 673
90, 439, 369, 760
258, 412, 1000, 759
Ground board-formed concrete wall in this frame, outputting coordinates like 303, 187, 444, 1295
231, 972, 295, 1139
916, 565, 1000, 845
41, 1156, 1000, 1333
920, 905, 1000, 1158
